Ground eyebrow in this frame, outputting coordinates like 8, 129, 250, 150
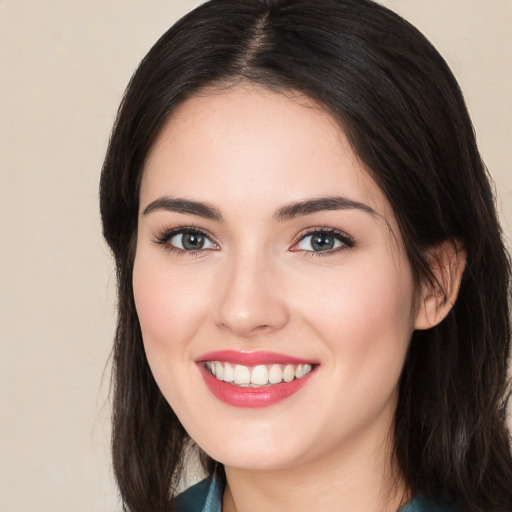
142, 195, 377, 222
274, 196, 377, 221
142, 197, 223, 221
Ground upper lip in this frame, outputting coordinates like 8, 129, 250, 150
195, 350, 317, 366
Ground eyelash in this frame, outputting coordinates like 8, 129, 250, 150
291, 227, 355, 257
153, 226, 355, 256
153, 226, 218, 256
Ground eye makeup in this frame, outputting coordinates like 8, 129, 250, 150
290, 227, 355, 255
152, 223, 355, 258
153, 225, 219, 255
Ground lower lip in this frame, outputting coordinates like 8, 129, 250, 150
199, 365, 315, 408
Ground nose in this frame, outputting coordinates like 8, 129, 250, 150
214, 251, 290, 338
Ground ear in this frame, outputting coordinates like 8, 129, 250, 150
414, 239, 466, 330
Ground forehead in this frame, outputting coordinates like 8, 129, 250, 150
141, 85, 392, 222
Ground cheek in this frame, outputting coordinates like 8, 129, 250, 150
132, 250, 212, 416
294, 257, 416, 372
133, 254, 203, 342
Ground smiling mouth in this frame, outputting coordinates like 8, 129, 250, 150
204, 361, 313, 387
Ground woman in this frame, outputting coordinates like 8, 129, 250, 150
100, 0, 512, 511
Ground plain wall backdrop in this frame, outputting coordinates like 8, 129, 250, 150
0, 1, 510, 511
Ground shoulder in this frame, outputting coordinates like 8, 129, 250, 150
174, 478, 222, 512
399, 494, 457, 512
174, 481, 456, 512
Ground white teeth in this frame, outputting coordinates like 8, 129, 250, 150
295, 364, 312, 379
268, 364, 283, 384
215, 361, 224, 381
234, 364, 251, 385
206, 361, 314, 387
250, 365, 269, 385
283, 364, 295, 382
223, 362, 235, 382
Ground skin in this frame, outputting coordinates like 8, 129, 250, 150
133, 86, 446, 512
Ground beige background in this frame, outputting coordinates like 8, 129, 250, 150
0, 1, 510, 511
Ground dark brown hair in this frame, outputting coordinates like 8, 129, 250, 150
100, 1, 512, 510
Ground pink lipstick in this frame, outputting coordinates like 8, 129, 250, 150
196, 351, 317, 408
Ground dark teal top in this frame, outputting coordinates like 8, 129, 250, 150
175, 478, 455, 512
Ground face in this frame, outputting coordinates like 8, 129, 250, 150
133, 86, 421, 472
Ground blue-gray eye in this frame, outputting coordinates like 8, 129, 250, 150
297, 232, 345, 252
169, 231, 217, 251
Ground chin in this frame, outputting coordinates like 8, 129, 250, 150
188, 420, 315, 472
208, 447, 302, 472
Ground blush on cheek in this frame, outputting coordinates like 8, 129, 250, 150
311, 265, 414, 368
133, 259, 210, 367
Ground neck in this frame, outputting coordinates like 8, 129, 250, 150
222, 423, 408, 512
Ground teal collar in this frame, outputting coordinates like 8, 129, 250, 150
175, 478, 454, 512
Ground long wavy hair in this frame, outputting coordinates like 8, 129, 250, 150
100, 1, 512, 510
